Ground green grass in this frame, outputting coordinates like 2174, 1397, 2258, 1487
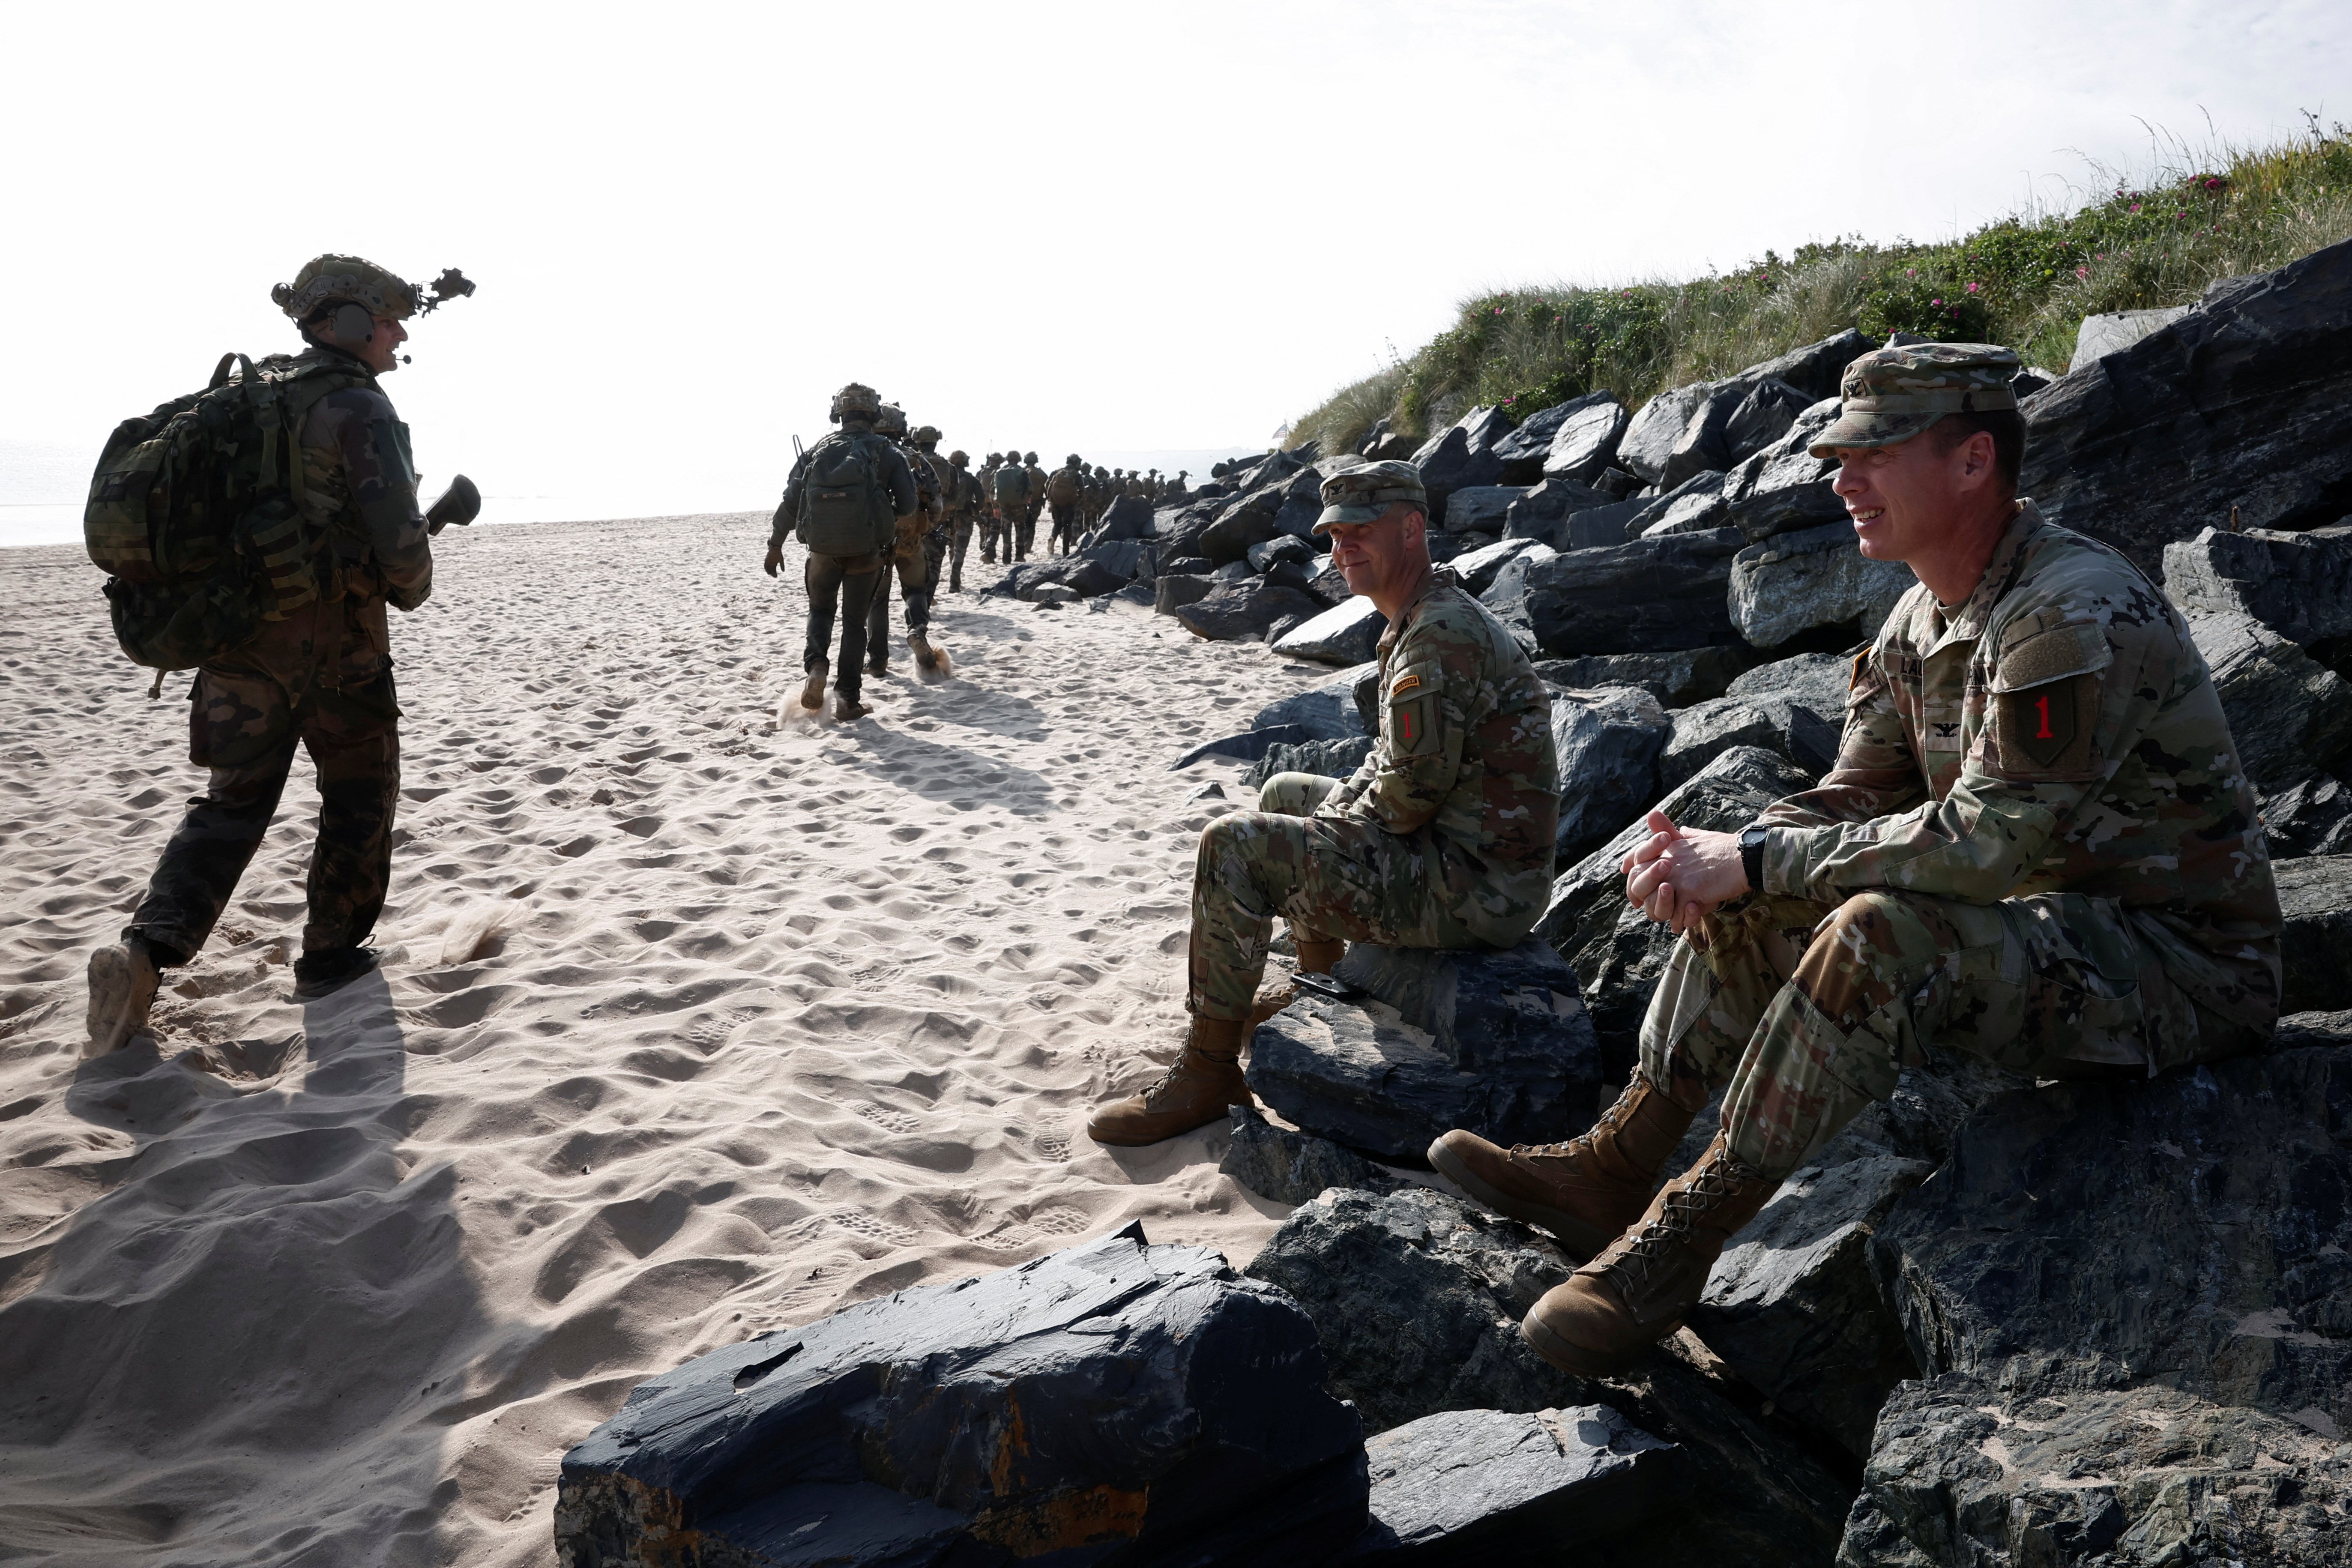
1291, 116, 2352, 456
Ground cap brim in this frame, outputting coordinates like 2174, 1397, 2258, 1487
1807, 408, 1951, 458
1313, 503, 1396, 534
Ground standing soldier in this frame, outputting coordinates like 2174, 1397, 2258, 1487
1125, 468, 1150, 499
86, 254, 466, 1051
1019, 451, 1048, 561
865, 404, 943, 676
1084, 464, 1110, 530
942, 449, 978, 592
766, 381, 915, 721
1431, 345, 2282, 1378
990, 450, 1029, 563
1047, 453, 1088, 556
976, 452, 1004, 564
910, 425, 956, 604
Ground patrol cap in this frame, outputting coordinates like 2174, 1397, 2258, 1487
1809, 342, 2022, 456
1314, 459, 1428, 533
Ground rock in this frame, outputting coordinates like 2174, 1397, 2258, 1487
1723, 377, 1811, 463
2274, 853, 2352, 1013
1410, 410, 1511, 519
2260, 772, 2352, 858
1154, 572, 1214, 617
1175, 579, 1327, 642
1352, 665, 1384, 734
1221, 1102, 1400, 1206
1499, 476, 1611, 548
1657, 689, 1840, 791
1660, 397, 1736, 493
1250, 533, 1319, 572
1870, 1044, 2352, 1429
1744, 328, 1876, 401
2066, 302, 2193, 371
1717, 400, 1848, 543
2184, 607, 2352, 786
1244, 735, 1377, 790
1255, 662, 1378, 739
1171, 723, 1321, 770
1535, 646, 1756, 708
1214, 560, 1259, 584
2163, 522, 2352, 645
1724, 649, 1855, 708
1561, 499, 1650, 549
1688, 1153, 1930, 1458
1335, 1405, 1679, 1565
1616, 332, 1871, 489
1540, 394, 1632, 486
1443, 485, 1526, 535
1245, 941, 1601, 1163
554, 1226, 1370, 1568
1445, 537, 1540, 597
1535, 747, 1817, 1075
1241, 1185, 1592, 1433
1729, 522, 1917, 649
1628, 470, 1729, 539
1849, 1375, 2352, 1568
1549, 685, 1673, 863
1199, 499, 1284, 565
1093, 493, 1158, 540
1078, 538, 1153, 584
1274, 597, 1386, 666
2022, 238, 2352, 575
1481, 528, 1747, 658
1617, 383, 1708, 487
1492, 395, 1610, 485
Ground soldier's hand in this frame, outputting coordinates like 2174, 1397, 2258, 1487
763, 543, 784, 578
1622, 812, 1748, 932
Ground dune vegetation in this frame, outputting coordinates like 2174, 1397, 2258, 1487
1290, 116, 2352, 455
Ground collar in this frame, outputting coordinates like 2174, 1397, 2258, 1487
1921, 500, 2040, 657
1376, 564, 1454, 656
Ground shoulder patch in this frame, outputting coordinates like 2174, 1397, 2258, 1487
1988, 619, 2111, 694
1390, 673, 1422, 696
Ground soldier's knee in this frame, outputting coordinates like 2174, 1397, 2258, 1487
1255, 771, 1331, 817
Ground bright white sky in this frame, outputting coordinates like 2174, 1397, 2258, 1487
2, 0, 2344, 541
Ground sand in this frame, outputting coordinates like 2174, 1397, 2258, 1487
0, 516, 1324, 1565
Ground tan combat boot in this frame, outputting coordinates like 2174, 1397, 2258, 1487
799, 658, 829, 711
1519, 1133, 1781, 1376
909, 631, 940, 672
832, 693, 870, 722
86, 938, 162, 1058
1427, 1074, 1697, 1258
1246, 937, 1348, 1026
1086, 1016, 1251, 1146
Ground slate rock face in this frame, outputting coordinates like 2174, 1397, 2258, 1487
1444, 536, 1540, 597
1481, 528, 1747, 657
1175, 579, 1328, 642
1535, 747, 1817, 1074
1540, 394, 1632, 485
1499, 476, 1612, 547
1626, 468, 1728, 538
1170, 724, 1320, 770
1245, 941, 1601, 1162
1272, 599, 1385, 667
2273, 854, 2352, 1013
1616, 383, 1709, 486
1242, 1185, 1592, 1434
1443, 485, 1526, 535
2021, 237, 2352, 575
1094, 493, 1158, 540
1724, 649, 1856, 710
1410, 412, 1510, 520
1728, 522, 1917, 650
2163, 522, 2352, 644
1549, 685, 1673, 862
555, 1226, 1369, 1568
1535, 646, 1757, 709
1154, 573, 1215, 616
1658, 688, 1840, 791
2183, 607, 2352, 786
2261, 772, 2352, 859
1335, 1405, 1679, 1565
1221, 1103, 1400, 1207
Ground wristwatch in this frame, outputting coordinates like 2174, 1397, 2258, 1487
1738, 825, 1770, 894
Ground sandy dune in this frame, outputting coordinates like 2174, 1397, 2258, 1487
0, 516, 1320, 1566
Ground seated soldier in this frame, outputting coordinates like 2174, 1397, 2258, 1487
1430, 343, 2283, 1374
1089, 461, 1559, 1146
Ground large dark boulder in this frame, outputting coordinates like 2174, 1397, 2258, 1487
1245, 941, 1601, 1163
990, 556, 1130, 601
1616, 331, 1870, 488
1539, 394, 1632, 485
2021, 237, 2352, 577
1728, 524, 1916, 650
1274, 599, 1385, 665
1444, 537, 1541, 597
1617, 384, 1708, 487
1410, 410, 1511, 520
2163, 521, 2352, 643
1221, 1103, 1401, 1206
1243, 735, 1376, 790
1499, 476, 1612, 548
1626, 470, 1730, 539
1535, 747, 1816, 1074
1335, 1405, 1679, 1565
1443, 485, 1526, 535
1175, 579, 1326, 642
1171, 724, 1320, 770
2274, 853, 2352, 1013
1241, 1185, 1592, 1433
1657, 688, 1840, 791
555, 1226, 1369, 1567
1254, 662, 1377, 740
1481, 528, 1747, 657
1154, 572, 1215, 616
1550, 685, 1673, 862
1534, 646, 1757, 709
2261, 772, 2352, 858
1198, 498, 1284, 565
2184, 607, 2352, 786
1095, 493, 1158, 540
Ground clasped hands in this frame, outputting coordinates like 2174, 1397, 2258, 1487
1619, 812, 1752, 936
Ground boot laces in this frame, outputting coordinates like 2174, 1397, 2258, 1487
1512, 1084, 1634, 1159
1606, 1147, 1760, 1294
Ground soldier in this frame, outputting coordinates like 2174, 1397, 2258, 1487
1431, 344, 2283, 1377
864, 404, 943, 675
1017, 451, 1047, 561
976, 452, 1004, 564
766, 382, 916, 721
989, 449, 1029, 562
909, 423, 962, 597
1046, 452, 1089, 557
1124, 468, 1150, 499
1084, 464, 1111, 530
941, 447, 978, 592
1087, 461, 1559, 1144
86, 255, 445, 1052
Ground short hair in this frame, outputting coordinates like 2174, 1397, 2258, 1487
1928, 410, 2026, 494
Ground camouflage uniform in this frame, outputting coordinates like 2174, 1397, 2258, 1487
865, 412, 939, 662
1017, 455, 1047, 561
774, 403, 917, 703
127, 349, 431, 964
1047, 457, 1088, 557
939, 449, 977, 592
976, 456, 1003, 563
1188, 462, 1559, 1019
1641, 347, 2282, 1179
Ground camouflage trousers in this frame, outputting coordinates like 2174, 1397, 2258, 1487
1015, 509, 1039, 561
1640, 889, 2257, 1177
1188, 772, 1482, 1020
980, 515, 1004, 563
1050, 504, 1084, 557
803, 551, 879, 700
949, 517, 973, 590
864, 544, 931, 656
129, 664, 400, 962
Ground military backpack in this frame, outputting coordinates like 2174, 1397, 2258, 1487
991, 463, 1027, 512
1047, 466, 1081, 508
796, 432, 896, 557
84, 351, 368, 673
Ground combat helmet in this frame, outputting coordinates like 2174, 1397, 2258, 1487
876, 403, 910, 437
271, 254, 473, 323
1023, 451, 1039, 465
830, 383, 882, 423
949, 449, 969, 467
1066, 453, 1082, 466
914, 424, 942, 449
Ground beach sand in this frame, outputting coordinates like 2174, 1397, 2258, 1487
0, 516, 1322, 1565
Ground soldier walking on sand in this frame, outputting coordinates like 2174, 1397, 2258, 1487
937, 445, 979, 592
990, 449, 1028, 563
1018, 450, 1047, 560
976, 453, 1003, 564
1087, 461, 1559, 1145
87, 255, 458, 1053
766, 381, 915, 722
1430, 344, 2282, 1378
1047, 453, 1088, 557
863, 404, 943, 677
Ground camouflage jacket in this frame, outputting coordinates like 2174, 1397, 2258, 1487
1047, 464, 1087, 509
1323, 566, 1560, 943
1757, 500, 2282, 1032
1022, 464, 1048, 508
771, 428, 919, 548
